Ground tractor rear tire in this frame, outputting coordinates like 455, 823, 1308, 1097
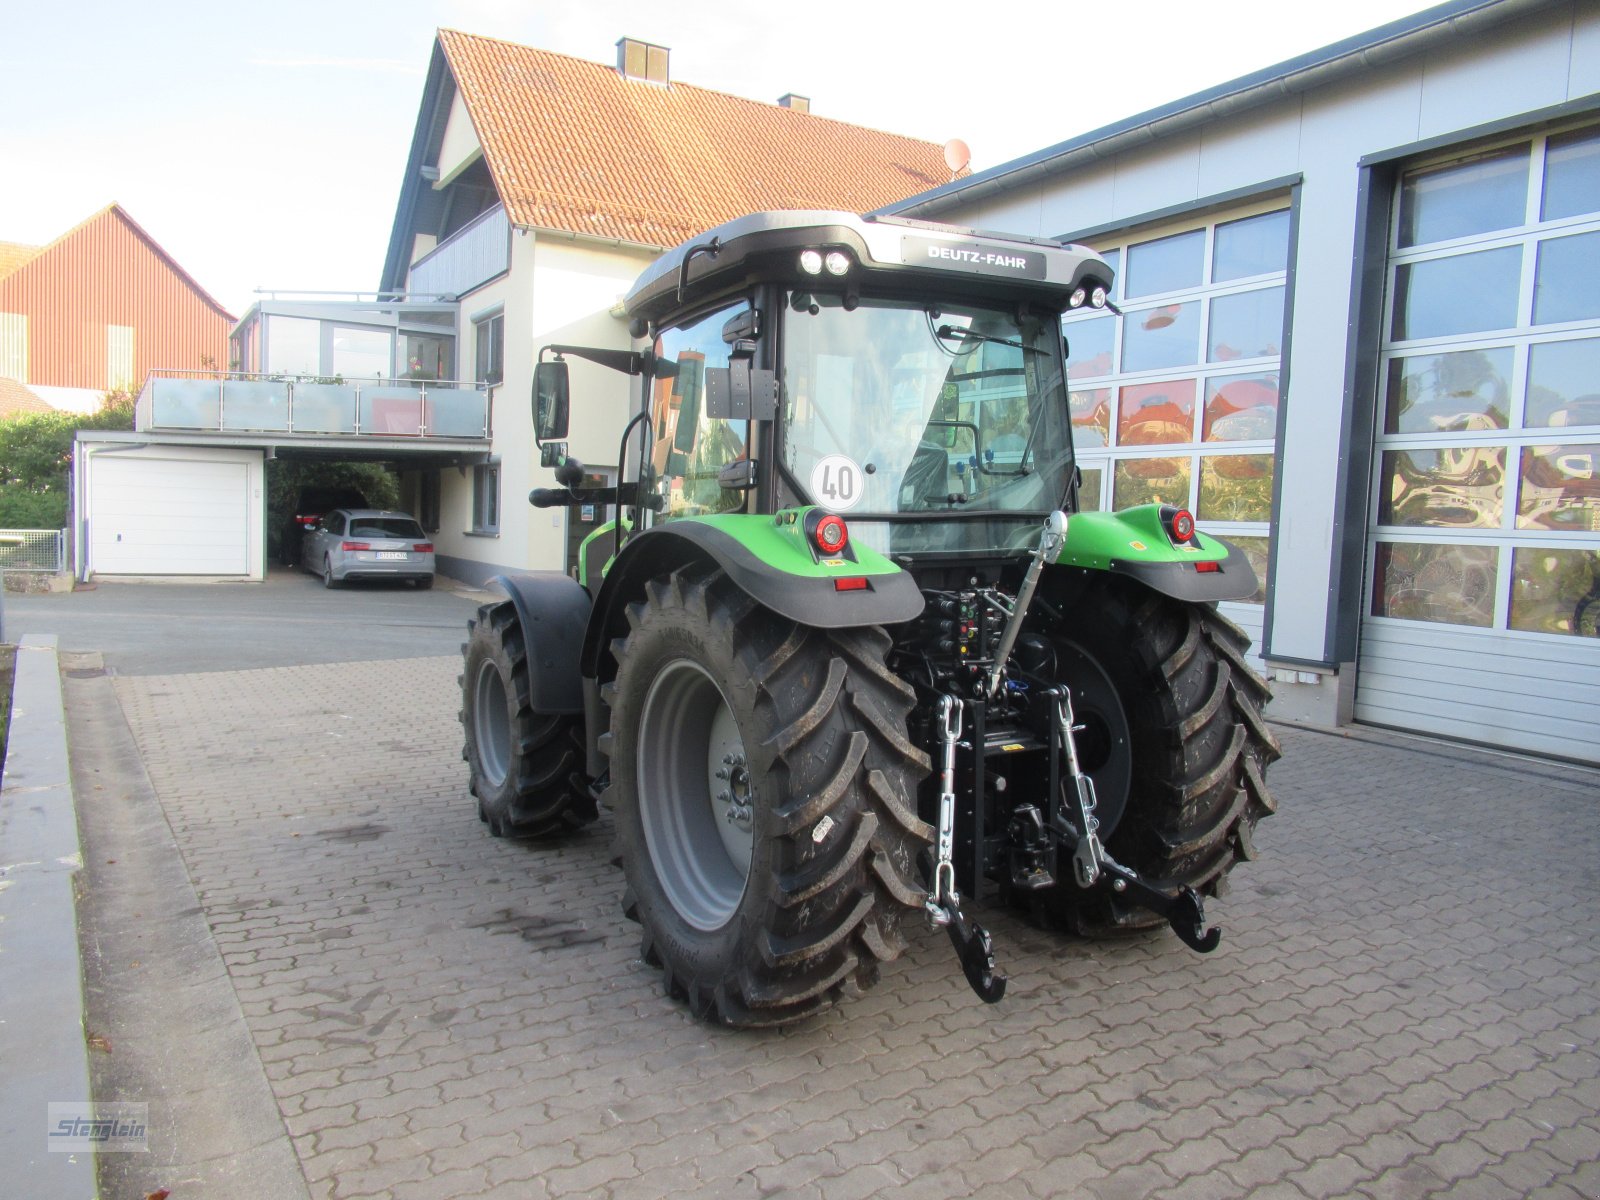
461, 601, 596, 838
1039, 583, 1279, 935
604, 565, 931, 1027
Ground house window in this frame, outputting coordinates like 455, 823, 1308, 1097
0, 313, 25, 382
107, 325, 136, 392
472, 462, 500, 533
1062, 203, 1291, 605
474, 312, 504, 385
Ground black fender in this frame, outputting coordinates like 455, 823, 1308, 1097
489, 571, 591, 714
1102, 537, 1259, 603
580, 523, 925, 679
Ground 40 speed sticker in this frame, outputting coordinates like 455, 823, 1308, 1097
809, 454, 864, 511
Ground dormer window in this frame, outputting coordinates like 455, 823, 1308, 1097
616, 37, 669, 84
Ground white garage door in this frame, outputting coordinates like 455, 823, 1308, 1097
1357, 125, 1600, 763
90, 456, 249, 575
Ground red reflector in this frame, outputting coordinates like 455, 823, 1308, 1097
1195, 561, 1221, 573
414, 543, 433, 553
833, 577, 869, 591
341, 541, 372, 551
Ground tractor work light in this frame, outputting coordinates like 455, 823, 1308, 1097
824, 251, 851, 276
799, 250, 824, 275
1091, 286, 1109, 308
1069, 287, 1088, 309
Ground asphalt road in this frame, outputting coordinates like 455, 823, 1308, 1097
4, 568, 490, 675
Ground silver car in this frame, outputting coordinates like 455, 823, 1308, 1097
301, 508, 436, 589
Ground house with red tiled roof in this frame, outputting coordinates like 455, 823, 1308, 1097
0, 376, 53, 420
0, 205, 232, 415
376, 30, 960, 585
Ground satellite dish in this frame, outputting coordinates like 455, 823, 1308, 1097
943, 138, 971, 179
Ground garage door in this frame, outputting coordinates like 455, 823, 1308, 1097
1357, 124, 1600, 763
90, 456, 249, 575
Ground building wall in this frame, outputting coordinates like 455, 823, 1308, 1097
0, 208, 232, 392
920, 0, 1600, 728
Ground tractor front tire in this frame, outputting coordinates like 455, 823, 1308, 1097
461, 601, 596, 839
605, 566, 931, 1027
1040, 583, 1279, 935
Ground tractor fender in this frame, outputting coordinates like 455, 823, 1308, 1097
581, 522, 924, 679
489, 571, 590, 714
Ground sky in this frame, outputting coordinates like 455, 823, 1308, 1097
0, 0, 1447, 319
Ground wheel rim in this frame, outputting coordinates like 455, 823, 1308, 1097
636, 658, 753, 932
1056, 641, 1131, 836
473, 659, 512, 789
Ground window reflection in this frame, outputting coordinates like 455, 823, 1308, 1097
1526, 338, 1600, 427
1213, 211, 1290, 281
1113, 456, 1191, 509
266, 315, 319, 376
1122, 301, 1199, 372
1391, 248, 1521, 341
1065, 314, 1115, 379
1378, 447, 1505, 528
1199, 455, 1274, 523
1209, 286, 1284, 362
1076, 466, 1104, 512
1398, 146, 1529, 248
1118, 379, 1196, 446
1069, 387, 1111, 447
1510, 547, 1600, 636
1372, 541, 1498, 627
331, 326, 391, 381
1124, 230, 1204, 298
1517, 445, 1600, 531
1541, 127, 1600, 222
1204, 374, 1279, 442
1533, 231, 1600, 326
1384, 348, 1511, 434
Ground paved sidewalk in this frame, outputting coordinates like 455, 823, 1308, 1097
75, 653, 1600, 1199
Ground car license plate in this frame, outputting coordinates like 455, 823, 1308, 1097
376, 551, 407, 560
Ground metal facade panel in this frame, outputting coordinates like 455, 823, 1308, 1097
1355, 620, 1600, 761
0, 208, 231, 392
1416, 10, 1574, 140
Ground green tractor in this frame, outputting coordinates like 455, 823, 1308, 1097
461, 210, 1278, 1027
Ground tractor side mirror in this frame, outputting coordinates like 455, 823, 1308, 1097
534, 361, 570, 442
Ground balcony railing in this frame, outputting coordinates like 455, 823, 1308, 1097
135, 371, 491, 440
408, 204, 510, 299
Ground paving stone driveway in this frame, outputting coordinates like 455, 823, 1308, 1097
103, 653, 1599, 1199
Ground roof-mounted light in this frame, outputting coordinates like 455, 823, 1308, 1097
824, 250, 851, 276
1091, 285, 1109, 308
1069, 287, 1088, 309
799, 250, 824, 275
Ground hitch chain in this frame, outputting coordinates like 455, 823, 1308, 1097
925, 695, 1006, 1004
1050, 687, 1223, 955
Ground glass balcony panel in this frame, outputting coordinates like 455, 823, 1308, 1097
1517, 444, 1600, 531
1384, 347, 1511, 434
1203, 374, 1279, 442
361, 386, 425, 436
1118, 379, 1196, 446
291, 383, 357, 433
220, 380, 289, 431
1526, 338, 1600, 427
1372, 541, 1498, 627
1377, 446, 1506, 528
1397, 145, 1529, 248
149, 378, 219, 429
1113, 455, 1191, 510
424, 387, 489, 437
1510, 547, 1600, 636
1391, 247, 1521, 341
1198, 454, 1275, 523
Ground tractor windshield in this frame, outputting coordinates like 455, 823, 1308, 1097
781, 294, 1075, 555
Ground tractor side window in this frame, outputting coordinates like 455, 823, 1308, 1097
650, 304, 750, 519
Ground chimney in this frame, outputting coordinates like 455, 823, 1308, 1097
778, 93, 810, 113
616, 37, 670, 84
